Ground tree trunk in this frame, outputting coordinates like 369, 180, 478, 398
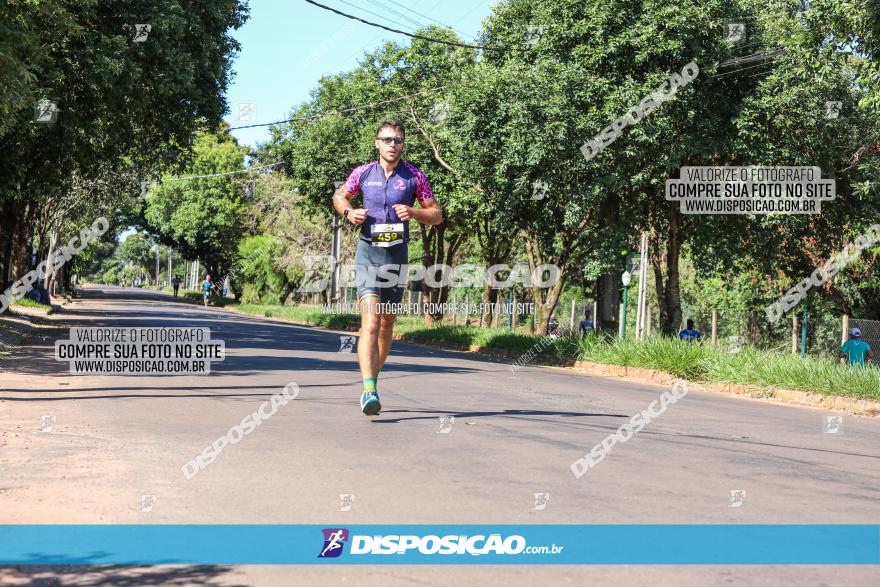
595, 272, 620, 335
10, 201, 34, 279
651, 203, 683, 335
0, 199, 14, 285
480, 284, 498, 327
43, 223, 61, 290
595, 191, 621, 334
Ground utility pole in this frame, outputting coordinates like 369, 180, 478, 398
155, 246, 160, 286
167, 247, 172, 284
800, 295, 810, 357
634, 231, 648, 339
620, 271, 632, 338
330, 214, 341, 302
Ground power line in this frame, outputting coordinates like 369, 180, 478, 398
379, 0, 476, 41
158, 161, 284, 183
301, 0, 498, 51
719, 48, 786, 68
743, 63, 793, 79
361, 0, 430, 34
228, 86, 448, 131
334, 0, 424, 35
711, 59, 785, 78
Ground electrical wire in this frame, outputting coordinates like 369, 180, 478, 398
158, 161, 284, 183
228, 85, 448, 131
379, 0, 476, 40
719, 48, 786, 68
301, 0, 500, 51
711, 56, 786, 77
333, 0, 424, 35
361, 0, 430, 34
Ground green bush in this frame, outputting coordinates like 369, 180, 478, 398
101, 267, 120, 285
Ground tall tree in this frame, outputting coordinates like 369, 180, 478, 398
143, 130, 250, 280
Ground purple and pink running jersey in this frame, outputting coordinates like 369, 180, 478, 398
344, 160, 435, 244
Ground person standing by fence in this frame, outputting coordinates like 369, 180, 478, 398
579, 310, 594, 337
678, 319, 702, 343
839, 327, 873, 366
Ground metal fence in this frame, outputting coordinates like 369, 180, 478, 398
848, 318, 880, 365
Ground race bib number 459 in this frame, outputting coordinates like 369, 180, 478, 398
371, 223, 404, 247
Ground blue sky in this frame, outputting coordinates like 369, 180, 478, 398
224, 0, 497, 148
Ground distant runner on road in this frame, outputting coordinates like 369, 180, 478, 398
839, 327, 873, 366
202, 274, 213, 308
331, 119, 442, 415
172, 275, 181, 298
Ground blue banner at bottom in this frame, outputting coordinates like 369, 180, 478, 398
1, 525, 877, 565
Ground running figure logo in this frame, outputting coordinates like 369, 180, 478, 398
728, 489, 746, 508
823, 415, 843, 434
525, 24, 544, 46
725, 22, 745, 43
318, 528, 349, 558
33, 101, 58, 124
825, 101, 842, 120
133, 24, 151, 42
438, 415, 455, 434
236, 102, 256, 122
727, 336, 745, 354
533, 492, 550, 511
40, 415, 56, 432
338, 493, 355, 512
531, 180, 548, 201
338, 336, 357, 353
429, 102, 450, 123
139, 494, 157, 512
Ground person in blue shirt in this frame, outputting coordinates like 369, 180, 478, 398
202, 274, 212, 308
839, 327, 873, 366
547, 314, 560, 335
579, 310, 594, 336
678, 319, 701, 343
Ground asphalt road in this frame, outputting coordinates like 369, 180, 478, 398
1, 286, 878, 586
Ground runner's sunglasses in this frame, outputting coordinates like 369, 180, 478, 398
377, 136, 404, 145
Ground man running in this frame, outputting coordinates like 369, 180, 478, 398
202, 274, 212, 307
332, 120, 442, 415
172, 275, 181, 298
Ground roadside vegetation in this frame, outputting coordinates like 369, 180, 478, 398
146, 291, 880, 401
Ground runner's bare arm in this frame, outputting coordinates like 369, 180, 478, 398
332, 184, 367, 224
393, 198, 442, 225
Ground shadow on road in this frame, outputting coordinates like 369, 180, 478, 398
372, 407, 625, 424
2, 287, 493, 378
0, 563, 245, 586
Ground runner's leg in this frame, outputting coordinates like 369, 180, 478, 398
357, 292, 381, 380
376, 245, 406, 372
377, 313, 396, 370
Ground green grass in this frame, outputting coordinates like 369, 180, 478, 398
13, 298, 52, 311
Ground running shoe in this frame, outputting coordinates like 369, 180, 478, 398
360, 390, 381, 415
